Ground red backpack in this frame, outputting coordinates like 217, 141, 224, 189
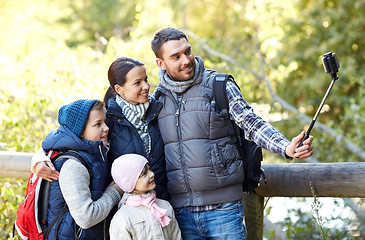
14, 150, 91, 240
15, 171, 44, 240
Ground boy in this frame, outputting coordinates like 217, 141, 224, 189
41, 99, 122, 239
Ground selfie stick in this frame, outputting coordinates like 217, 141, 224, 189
297, 52, 340, 148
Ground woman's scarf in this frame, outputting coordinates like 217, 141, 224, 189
116, 95, 151, 156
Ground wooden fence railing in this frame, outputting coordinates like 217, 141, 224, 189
0, 151, 32, 179
1, 151, 365, 239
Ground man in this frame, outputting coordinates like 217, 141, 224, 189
152, 27, 313, 240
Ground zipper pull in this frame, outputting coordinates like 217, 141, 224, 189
182, 100, 186, 111
175, 109, 179, 127
99, 144, 106, 162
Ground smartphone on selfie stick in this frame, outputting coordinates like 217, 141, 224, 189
297, 52, 340, 148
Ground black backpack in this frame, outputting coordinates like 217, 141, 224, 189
213, 73, 267, 193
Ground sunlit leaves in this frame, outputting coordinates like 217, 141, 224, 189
0, 178, 26, 239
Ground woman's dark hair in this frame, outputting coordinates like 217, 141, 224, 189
104, 57, 144, 105
151, 28, 188, 58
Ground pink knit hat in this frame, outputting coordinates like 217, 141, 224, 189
111, 154, 148, 193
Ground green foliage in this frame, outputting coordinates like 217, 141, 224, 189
0, 178, 26, 239
62, 0, 142, 47
273, 0, 365, 162
265, 193, 361, 239
310, 182, 329, 239
278, 207, 352, 239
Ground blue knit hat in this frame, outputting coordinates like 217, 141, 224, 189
58, 99, 98, 137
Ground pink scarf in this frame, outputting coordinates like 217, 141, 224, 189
125, 192, 171, 227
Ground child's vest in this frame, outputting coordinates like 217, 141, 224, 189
213, 73, 267, 193
14, 150, 91, 240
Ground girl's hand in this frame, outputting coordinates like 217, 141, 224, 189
109, 181, 124, 195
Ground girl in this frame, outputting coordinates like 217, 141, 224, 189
109, 154, 181, 240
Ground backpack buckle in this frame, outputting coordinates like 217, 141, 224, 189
220, 109, 230, 119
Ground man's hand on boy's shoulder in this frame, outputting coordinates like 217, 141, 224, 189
285, 131, 314, 159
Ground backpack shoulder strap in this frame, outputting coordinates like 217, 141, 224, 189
213, 73, 232, 120
59, 150, 93, 178
39, 150, 92, 237
213, 73, 241, 139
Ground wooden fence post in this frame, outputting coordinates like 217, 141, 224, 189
243, 191, 264, 240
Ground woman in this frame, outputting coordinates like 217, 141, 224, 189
104, 57, 168, 201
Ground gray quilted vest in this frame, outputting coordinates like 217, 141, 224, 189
155, 68, 244, 208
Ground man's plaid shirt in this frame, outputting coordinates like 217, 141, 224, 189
226, 80, 290, 158
186, 80, 290, 212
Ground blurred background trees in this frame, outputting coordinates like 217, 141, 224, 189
1, 0, 364, 238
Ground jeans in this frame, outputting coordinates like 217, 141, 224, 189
174, 201, 246, 240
